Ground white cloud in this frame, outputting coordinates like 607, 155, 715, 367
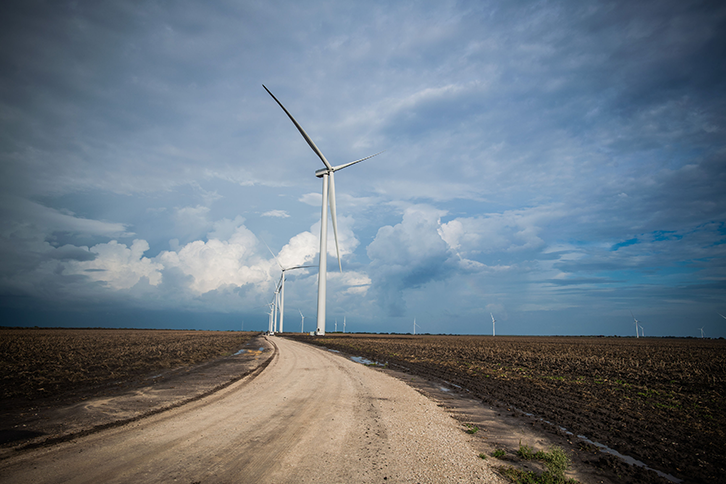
158, 224, 268, 294
66, 240, 163, 289
261, 210, 290, 218
299, 193, 322, 206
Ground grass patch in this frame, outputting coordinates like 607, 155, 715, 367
493, 449, 506, 458
465, 423, 479, 434
498, 445, 578, 484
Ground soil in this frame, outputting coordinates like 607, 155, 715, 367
0, 334, 274, 454
2, 330, 723, 483
290, 333, 726, 484
0, 336, 507, 484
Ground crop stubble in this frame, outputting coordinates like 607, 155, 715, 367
295, 334, 725, 484
0, 328, 254, 407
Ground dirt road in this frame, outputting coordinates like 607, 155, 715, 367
0, 336, 505, 483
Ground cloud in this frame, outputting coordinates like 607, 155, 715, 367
366, 205, 459, 316
65, 240, 163, 290
158, 224, 268, 294
261, 210, 290, 218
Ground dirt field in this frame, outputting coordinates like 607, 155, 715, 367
0, 328, 255, 411
0, 336, 508, 484
290, 333, 726, 484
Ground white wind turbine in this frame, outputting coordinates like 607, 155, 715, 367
264, 242, 315, 334
413, 318, 420, 335
699, 326, 705, 338
264, 85, 382, 335
490, 313, 496, 337
267, 302, 275, 334
631, 311, 640, 338
299, 309, 305, 333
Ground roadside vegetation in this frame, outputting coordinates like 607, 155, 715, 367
496, 444, 578, 484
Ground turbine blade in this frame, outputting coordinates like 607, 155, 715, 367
262, 85, 333, 170
287, 264, 317, 271
328, 171, 342, 272
331, 151, 384, 172
261, 238, 283, 270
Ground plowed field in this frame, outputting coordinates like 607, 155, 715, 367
291, 334, 725, 484
0, 328, 255, 409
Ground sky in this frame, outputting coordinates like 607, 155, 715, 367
1, 0, 725, 337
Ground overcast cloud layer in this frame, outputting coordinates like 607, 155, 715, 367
1, 0, 725, 336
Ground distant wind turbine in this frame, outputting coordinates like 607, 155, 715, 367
631, 312, 640, 338
639, 325, 644, 337
343, 316, 346, 333
267, 302, 275, 334
413, 318, 420, 335
263, 241, 315, 334
699, 326, 705, 338
490, 313, 496, 337
299, 309, 305, 333
264, 85, 382, 335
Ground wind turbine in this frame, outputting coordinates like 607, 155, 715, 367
267, 302, 275, 334
299, 309, 305, 333
413, 317, 417, 335
263, 241, 315, 334
343, 316, 346, 333
631, 312, 640, 338
490, 313, 496, 337
639, 325, 644, 337
263, 85, 382, 335
699, 326, 705, 338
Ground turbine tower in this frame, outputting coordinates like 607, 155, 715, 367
631, 312, 640, 338
699, 326, 705, 338
490, 313, 496, 337
264, 85, 381, 335
299, 309, 305, 333
264, 241, 315, 334
267, 302, 275, 334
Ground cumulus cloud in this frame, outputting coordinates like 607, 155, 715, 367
439, 205, 565, 256
65, 240, 163, 289
158, 224, 268, 294
366, 205, 458, 316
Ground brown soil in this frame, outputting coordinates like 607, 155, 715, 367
289, 333, 726, 484
0, 330, 272, 452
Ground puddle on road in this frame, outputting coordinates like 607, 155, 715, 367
233, 347, 266, 356
349, 356, 387, 367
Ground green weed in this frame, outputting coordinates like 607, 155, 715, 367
500, 445, 577, 484
493, 449, 506, 458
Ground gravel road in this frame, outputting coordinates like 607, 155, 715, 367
0, 336, 506, 483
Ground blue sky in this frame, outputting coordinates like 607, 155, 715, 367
1, 0, 725, 336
